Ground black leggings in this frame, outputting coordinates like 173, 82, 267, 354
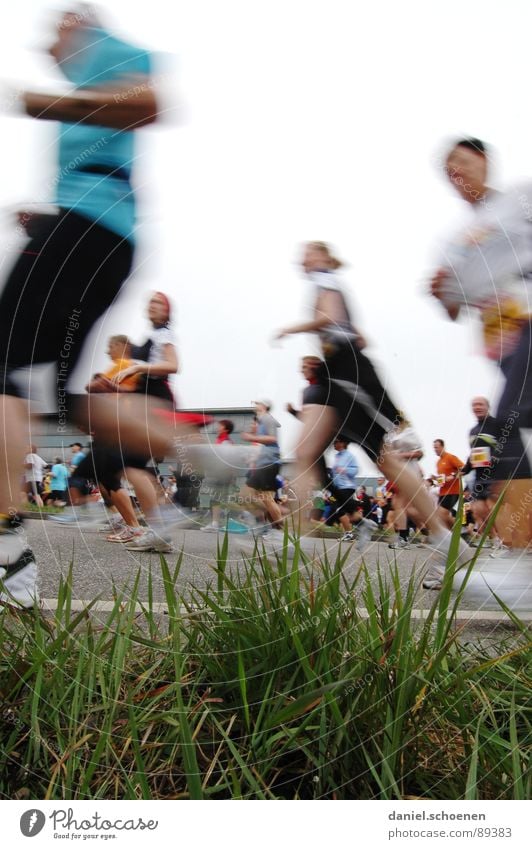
0, 209, 133, 399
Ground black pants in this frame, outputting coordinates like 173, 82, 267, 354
0, 209, 133, 400
494, 321, 532, 480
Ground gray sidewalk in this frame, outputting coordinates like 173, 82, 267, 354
25, 518, 532, 621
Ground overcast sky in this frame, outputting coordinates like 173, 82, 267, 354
1, 0, 532, 475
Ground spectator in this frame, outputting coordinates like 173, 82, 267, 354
24, 445, 48, 508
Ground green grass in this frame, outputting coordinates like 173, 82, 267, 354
0, 537, 530, 800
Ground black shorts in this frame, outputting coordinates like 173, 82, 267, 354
0, 210, 133, 400
438, 494, 458, 514
313, 342, 401, 461
246, 464, 280, 493
80, 446, 150, 493
328, 487, 358, 521
68, 474, 92, 497
50, 489, 67, 502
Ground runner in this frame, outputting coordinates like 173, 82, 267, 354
461, 396, 509, 556
431, 137, 532, 556
432, 439, 463, 527
0, 8, 159, 605
274, 240, 472, 586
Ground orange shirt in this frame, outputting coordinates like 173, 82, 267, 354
436, 452, 463, 496
103, 358, 138, 391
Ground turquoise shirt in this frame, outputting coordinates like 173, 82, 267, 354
55, 26, 151, 242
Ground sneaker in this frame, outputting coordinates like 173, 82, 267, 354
157, 505, 203, 531
251, 524, 272, 540
0, 524, 38, 608
419, 532, 472, 583
388, 538, 410, 549
105, 514, 127, 531
469, 535, 492, 549
383, 425, 422, 454
356, 519, 375, 551
200, 522, 221, 533
490, 540, 511, 558
341, 531, 356, 542
124, 529, 174, 553
48, 503, 106, 528
422, 579, 442, 591
106, 527, 143, 543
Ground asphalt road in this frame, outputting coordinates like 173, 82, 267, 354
24, 516, 532, 619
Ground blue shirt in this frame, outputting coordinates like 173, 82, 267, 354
55, 26, 152, 242
51, 463, 69, 491
70, 450, 86, 469
332, 449, 358, 490
256, 412, 281, 468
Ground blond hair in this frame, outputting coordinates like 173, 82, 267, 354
109, 334, 132, 355
306, 241, 343, 270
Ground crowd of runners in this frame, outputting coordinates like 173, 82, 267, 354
1, 8, 532, 607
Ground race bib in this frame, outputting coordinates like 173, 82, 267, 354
471, 446, 491, 468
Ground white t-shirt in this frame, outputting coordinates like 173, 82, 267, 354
147, 325, 176, 365
438, 183, 532, 359
25, 453, 47, 484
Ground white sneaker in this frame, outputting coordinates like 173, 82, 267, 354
0, 526, 39, 608
341, 531, 356, 542
420, 532, 472, 583
106, 527, 143, 543
200, 522, 221, 533
357, 519, 375, 551
422, 578, 442, 591
383, 425, 422, 454
157, 505, 202, 530
124, 529, 174, 553
490, 540, 511, 558
48, 503, 106, 528
388, 538, 410, 549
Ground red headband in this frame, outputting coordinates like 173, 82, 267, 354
152, 291, 171, 321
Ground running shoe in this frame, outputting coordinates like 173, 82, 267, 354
388, 539, 410, 549
0, 523, 38, 608
124, 530, 174, 553
341, 531, 356, 542
356, 519, 375, 551
48, 503, 107, 528
422, 579, 442, 591
106, 527, 143, 543
489, 539, 511, 558
383, 425, 423, 454
200, 522, 221, 533
419, 532, 473, 583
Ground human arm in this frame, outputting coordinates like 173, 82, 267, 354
22, 81, 158, 130
274, 289, 345, 340
241, 432, 277, 445
113, 344, 178, 384
286, 403, 301, 419
442, 455, 464, 483
430, 268, 461, 321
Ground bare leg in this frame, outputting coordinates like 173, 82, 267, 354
75, 395, 197, 459
379, 448, 448, 538
438, 505, 454, 529
291, 404, 340, 533
110, 487, 141, 528
123, 467, 159, 520
0, 396, 29, 517
490, 480, 532, 549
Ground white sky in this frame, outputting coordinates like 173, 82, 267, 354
1, 0, 532, 474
